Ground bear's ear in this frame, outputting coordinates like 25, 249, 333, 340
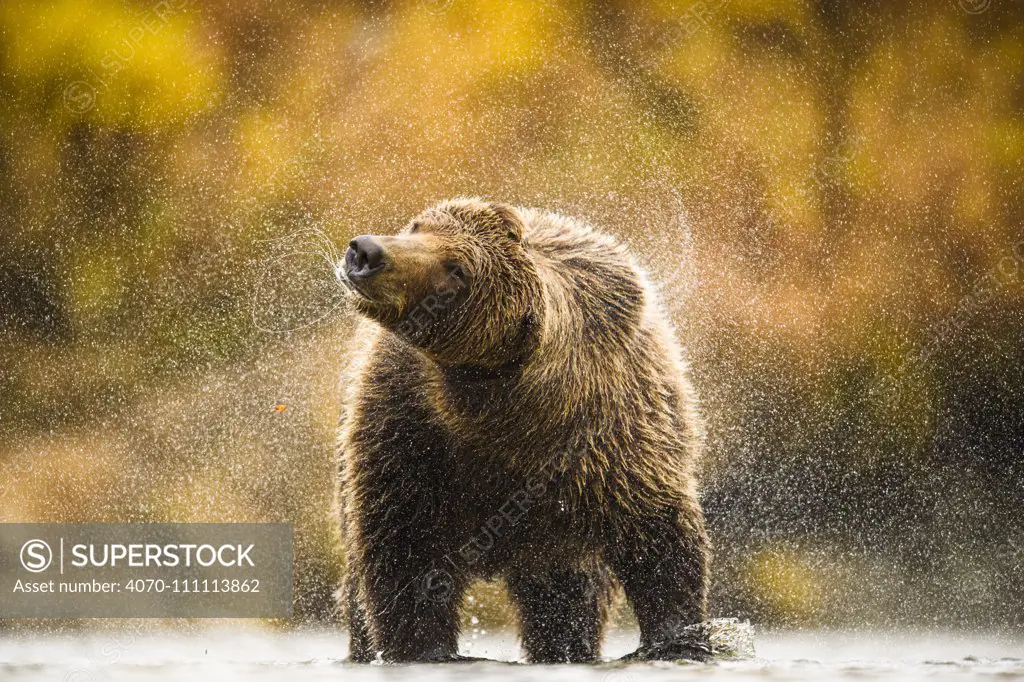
489, 202, 526, 244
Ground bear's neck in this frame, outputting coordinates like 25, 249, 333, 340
441, 358, 527, 383
432, 307, 540, 395
425, 282, 599, 463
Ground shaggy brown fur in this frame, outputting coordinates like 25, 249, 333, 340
335, 198, 710, 663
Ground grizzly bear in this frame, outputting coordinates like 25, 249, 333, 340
335, 198, 709, 663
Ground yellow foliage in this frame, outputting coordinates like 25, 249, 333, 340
1, 0, 222, 127
745, 547, 823, 621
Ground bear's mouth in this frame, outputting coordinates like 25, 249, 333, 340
335, 264, 374, 300
335, 263, 403, 323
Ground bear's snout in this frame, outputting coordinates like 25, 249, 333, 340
346, 235, 387, 279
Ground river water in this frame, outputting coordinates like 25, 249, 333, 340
2, 629, 1021, 681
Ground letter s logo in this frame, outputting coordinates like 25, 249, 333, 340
20, 539, 53, 573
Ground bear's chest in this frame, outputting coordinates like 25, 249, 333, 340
437, 465, 606, 576
430, 363, 628, 451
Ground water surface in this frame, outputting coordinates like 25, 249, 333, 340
2, 629, 1021, 681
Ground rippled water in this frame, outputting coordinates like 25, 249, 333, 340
2, 629, 1022, 681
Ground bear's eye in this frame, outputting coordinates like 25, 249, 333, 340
507, 230, 521, 243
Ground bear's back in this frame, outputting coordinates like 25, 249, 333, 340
517, 208, 634, 271
517, 208, 652, 350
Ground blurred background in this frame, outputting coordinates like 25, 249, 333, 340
1, 0, 1022, 632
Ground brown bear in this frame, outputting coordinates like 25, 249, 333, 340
335, 198, 709, 664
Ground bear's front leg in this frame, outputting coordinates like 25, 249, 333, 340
343, 579, 374, 662
357, 545, 469, 663
608, 497, 711, 662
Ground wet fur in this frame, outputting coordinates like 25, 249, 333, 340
335, 199, 710, 663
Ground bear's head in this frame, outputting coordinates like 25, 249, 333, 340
339, 198, 544, 370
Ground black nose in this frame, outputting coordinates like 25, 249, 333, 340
346, 235, 386, 279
